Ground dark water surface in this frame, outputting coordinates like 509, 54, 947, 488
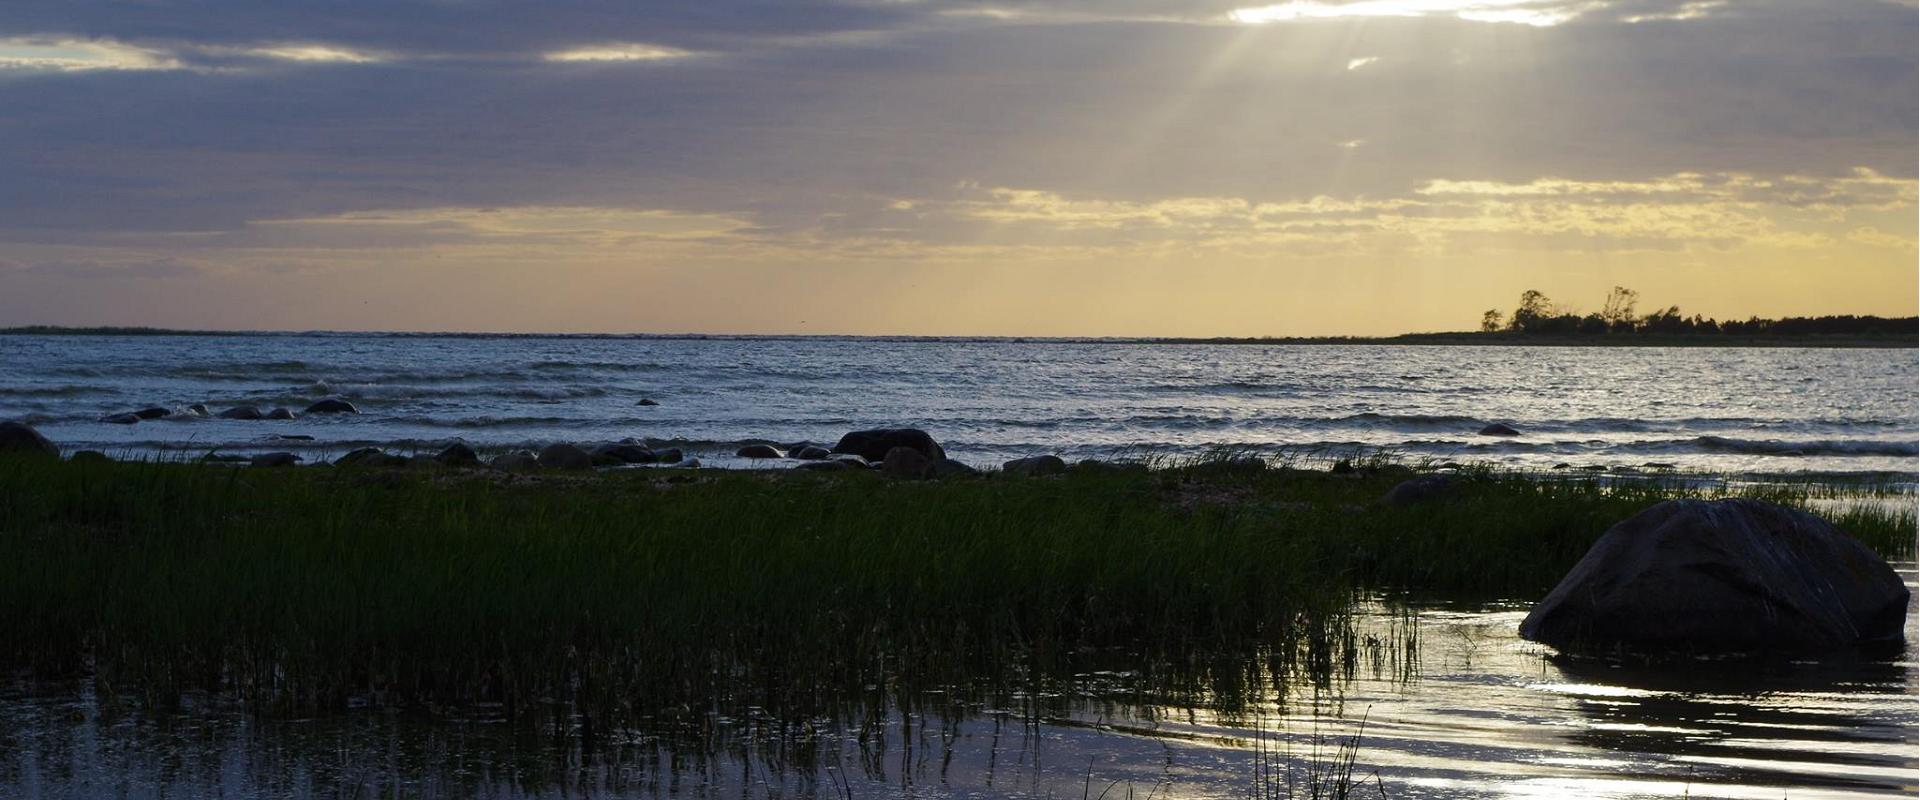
1, 335, 1914, 477
4, 567, 1912, 799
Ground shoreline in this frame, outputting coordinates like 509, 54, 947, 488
2, 326, 1914, 348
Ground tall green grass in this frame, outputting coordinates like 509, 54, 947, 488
0, 456, 1909, 729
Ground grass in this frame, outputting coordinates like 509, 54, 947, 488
0, 454, 1910, 733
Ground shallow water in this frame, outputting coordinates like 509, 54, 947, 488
4, 567, 1911, 799
1, 335, 1915, 477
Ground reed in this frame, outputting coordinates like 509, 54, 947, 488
0, 454, 1908, 729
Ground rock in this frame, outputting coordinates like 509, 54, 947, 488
1478, 423, 1521, 437
1519, 499, 1911, 657
636, 398, 660, 407
736, 444, 785, 459
795, 459, 855, 472
1642, 462, 1677, 471
832, 428, 945, 462
101, 413, 142, 425
592, 443, 656, 464
219, 406, 266, 421
1076, 459, 1148, 475
1189, 457, 1267, 475
490, 451, 540, 472
186, 404, 211, 417
1330, 459, 1356, 475
652, 447, 685, 464
303, 399, 359, 414
791, 445, 833, 460
271, 434, 314, 441
266, 407, 297, 420
932, 458, 980, 478
1003, 455, 1067, 477
829, 453, 870, 468
69, 450, 110, 464
880, 446, 933, 479
336, 447, 409, 468
1383, 475, 1456, 506
1552, 463, 1573, 470
435, 442, 481, 467
537, 443, 594, 470
132, 407, 171, 420
250, 452, 301, 468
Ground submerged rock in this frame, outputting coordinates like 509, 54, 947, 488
303, 399, 359, 414
0, 422, 58, 458
101, 413, 142, 425
266, 407, 297, 420
832, 428, 944, 462
736, 444, 785, 459
1520, 499, 1911, 657
250, 452, 301, 468
538, 443, 594, 470
1382, 475, 1456, 505
132, 407, 172, 420
880, 446, 932, 479
636, 398, 660, 407
185, 404, 211, 417
1478, 423, 1521, 437
1002, 455, 1067, 477
219, 406, 266, 421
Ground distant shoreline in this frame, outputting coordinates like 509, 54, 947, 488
1, 325, 1913, 348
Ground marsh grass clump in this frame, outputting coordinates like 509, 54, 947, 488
0, 455, 1908, 733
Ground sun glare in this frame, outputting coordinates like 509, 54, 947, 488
1229, 0, 1580, 26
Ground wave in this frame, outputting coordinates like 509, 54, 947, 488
0, 385, 116, 398
1692, 435, 1918, 457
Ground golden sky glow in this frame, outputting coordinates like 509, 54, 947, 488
0, 0, 1913, 334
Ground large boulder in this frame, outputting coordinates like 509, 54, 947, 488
879, 446, 932, 479
304, 399, 360, 415
335, 447, 409, 468
1003, 455, 1067, 477
0, 422, 59, 458
1520, 499, 1910, 657
736, 444, 785, 459
1383, 475, 1457, 506
592, 443, 656, 464
538, 443, 594, 470
250, 452, 302, 468
435, 442, 481, 467
832, 428, 944, 462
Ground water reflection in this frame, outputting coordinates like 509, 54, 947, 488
2, 568, 1912, 799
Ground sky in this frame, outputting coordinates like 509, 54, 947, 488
0, 0, 1913, 336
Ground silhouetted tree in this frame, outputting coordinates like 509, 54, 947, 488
1480, 309, 1504, 333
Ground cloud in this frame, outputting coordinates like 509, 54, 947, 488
541, 43, 696, 63
2, 257, 204, 279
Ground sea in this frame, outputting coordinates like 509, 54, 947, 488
1, 334, 1914, 478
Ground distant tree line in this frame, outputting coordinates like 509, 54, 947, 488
1478, 288, 1917, 338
